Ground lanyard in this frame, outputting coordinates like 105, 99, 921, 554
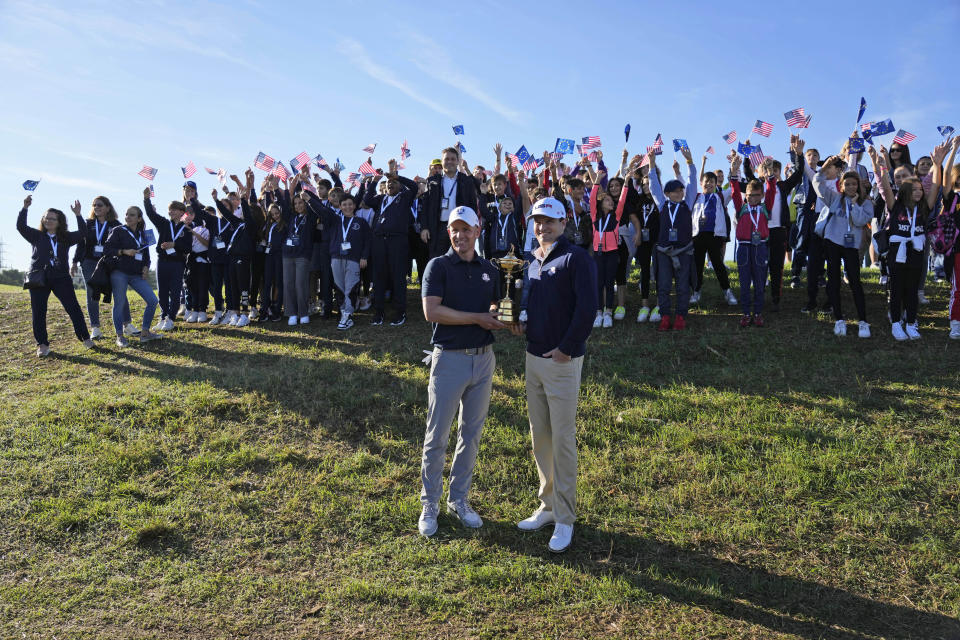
444, 178, 457, 200
123, 227, 143, 248
47, 234, 58, 264
749, 206, 761, 230
642, 203, 654, 226
292, 215, 304, 236
382, 195, 393, 215
341, 216, 352, 240
598, 212, 613, 232
217, 217, 227, 236
169, 221, 185, 242
228, 223, 245, 248
668, 202, 680, 229
498, 213, 511, 240
94, 220, 108, 244
267, 222, 276, 245
845, 199, 853, 232
907, 206, 917, 236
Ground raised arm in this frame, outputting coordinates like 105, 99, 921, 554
868, 146, 895, 214
645, 149, 666, 209
681, 148, 698, 208
928, 142, 949, 210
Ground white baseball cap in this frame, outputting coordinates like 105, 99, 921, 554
530, 197, 565, 219
448, 206, 479, 227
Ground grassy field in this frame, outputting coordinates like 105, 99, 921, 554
1, 267, 958, 639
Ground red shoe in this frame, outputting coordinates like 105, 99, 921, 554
657, 315, 672, 331
739, 315, 751, 328
672, 315, 686, 331
753, 314, 765, 327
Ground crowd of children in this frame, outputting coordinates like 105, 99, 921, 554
17, 132, 960, 356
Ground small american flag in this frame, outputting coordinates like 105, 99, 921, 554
181, 162, 196, 179
254, 152, 275, 171
272, 162, 290, 181
217, 168, 227, 188
401, 139, 410, 158
706, 146, 715, 155
860, 122, 874, 134
652, 133, 664, 152
362, 143, 377, 154
784, 108, 806, 128
586, 152, 599, 163
550, 152, 563, 162
138, 165, 158, 180
204, 167, 217, 175
522, 157, 537, 172
397, 161, 406, 170
149, 184, 155, 198
314, 154, 328, 169
505, 153, 518, 168
749, 146, 765, 168
752, 120, 774, 137
639, 154, 649, 168
722, 131, 737, 145
893, 130, 916, 145
292, 152, 311, 171
581, 135, 601, 150
358, 161, 376, 175
796, 114, 812, 129
347, 172, 361, 182
484, 170, 493, 178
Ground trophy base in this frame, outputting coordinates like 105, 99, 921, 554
497, 299, 518, 324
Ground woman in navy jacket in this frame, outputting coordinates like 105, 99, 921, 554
17, 195, 93, 356
103, 206, 161, 347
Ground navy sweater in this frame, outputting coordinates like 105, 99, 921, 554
18, 209, 84, 278
329, 215, 372, 262
104, 224, 153, 275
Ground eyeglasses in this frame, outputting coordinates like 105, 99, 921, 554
94, 203, 105, 208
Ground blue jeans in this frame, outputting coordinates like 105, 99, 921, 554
656, 250, 692, 317
82, 258, 130, 328
737, 242, 769, 315
111, 270, 158, 336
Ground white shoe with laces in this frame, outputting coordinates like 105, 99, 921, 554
593, 311, 603, 328
197, 312, 208, 323
185, 311, 198, 323
858, 321, 871, 338
287, 316, 298, 326
235, 314, 250, 327
649, 306, 661, 323
905, 322, 921, 340
950, 320, 960, 340
636, 306, 650, 323
123, 323, 140, 336
299, 315, 310, 325
208, 311, 224, 326
724, 289, 738, 306
446, 499, 483, 528
548, 523, 574, 553
891, 321, 908, 341
226, 312, 239, 326
418, 503, 439, 537
602, 311, 613, 328
249, 308, 259, 320
834, 319, 846, 337
517, 507, 555, 531
90, 326, 103, 339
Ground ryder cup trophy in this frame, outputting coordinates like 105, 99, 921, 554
490, 246, 529, 324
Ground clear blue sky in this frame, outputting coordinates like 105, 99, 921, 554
3, 0, 957, 269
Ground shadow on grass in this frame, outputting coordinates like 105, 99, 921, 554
484, 522, 960, 640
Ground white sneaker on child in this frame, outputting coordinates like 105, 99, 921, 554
891, 321, 908, 341
905, 323, 921, 340
951, 320, 960, 340
649, 306, 661, 323
858, 322, 871, 339
602, 311, 613, 328
593, 311, 603, 328
518, 310, 528, 323
208, 311, 223, 326
636, 306, 650, 323
235, 314, 250, 327
288, 316, 298, 326
185, 311, 198, 323
833, 319, 846, 337
197, 312, 208, 323
724, 289, 738, 306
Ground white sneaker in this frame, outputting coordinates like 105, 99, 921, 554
185, 311, 198, 323
636, 306, 650, 323
176, 304, 186, 317
548, 523, 574, 553
166, 317, 176, 331
602, 311, 613, 328
858, 321, 871, 339
517, 507, 555, 531
891, 321, 908, 341
649, 306, 661, 323
235, 314, 250, 327
154, 318, 168, 332
879, 274, 888, 286
208, 311, 224, 326
299, 315, 310, 325
689, 290, 701, 304
123, 322, 140, 336
518, 309, 528, 323
833, 319, 846, 337
613, 306, 626, 321
950, 320, 960, 340
918, 290, 929, 305
593, 311, 603, 328
418, 503, 439, 537
249, 308, 259, 320
287, 316, 298, 326
446, 499, 483, 528
724, 289, 738, 306
905, 323, 921, 340
225, 312, 239, 326
197, 312, 208, 323
90, 326, 103, 339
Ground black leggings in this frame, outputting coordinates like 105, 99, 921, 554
889, 261, 922, 324
693, 233, 730, 292
228, 255, 251, 312
824, 240, 866, 321
615, 240, 630, 285
30, 275, 89, 346
250, 252, 265, 312
187, 260, 211, 313
636, 240, 655, 300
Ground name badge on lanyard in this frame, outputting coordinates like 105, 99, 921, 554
288, 215, 304, 247
843, 201, 855, 247
667, 203, 679, 242
93, 220, 107, 255
167, 221, 183, 255
441, 179, 456, 210
126, 228, 144, 261
497, 214, 510, 251
48, 235, 59, 266
214, 218, 227, 249
341, 217, 353, 253
750, 207, 762, 245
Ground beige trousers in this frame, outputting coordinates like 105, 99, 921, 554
524, 352, 584, 525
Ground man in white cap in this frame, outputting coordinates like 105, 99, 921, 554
512, 196, 597, 552
418, 206, 507, 537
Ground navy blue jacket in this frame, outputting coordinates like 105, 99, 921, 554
189, 197, 233, 264
18, 208, 84, 278
481, 204, 524, 258
74, 218, 120, 263
104, 224, 153, 275
364, 176, 419, 237
525, 235, 597, 358
329, 215, 372, 262
144, 198, 192, 262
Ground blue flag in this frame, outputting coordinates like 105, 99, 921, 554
862, 128, 874, 146
452, 124, 464, 135
857, 97, 867, 124
938, 125, 955, 138
624, 124, 631, 142
848, 137, 866, 153
554, 138, 575, 155
672, 138, 688, 152
22, 179, 40, 191
869, 119, 895, 136
334, 158, 346, 172
456, 141, 467, 154
737, 142, 755, 156
515, 145, 531, 165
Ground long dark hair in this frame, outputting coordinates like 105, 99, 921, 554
889, 143, 913, 170
125, 206, 146, 234
37, 208, 69, 241
88, 195, 118, 222
261, 202, 285, 240
839, 171, 868, 205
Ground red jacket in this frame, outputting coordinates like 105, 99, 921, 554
730, 178, 776, 242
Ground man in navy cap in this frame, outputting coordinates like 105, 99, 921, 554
512, 196, 597, 553
417, 206, 506, 537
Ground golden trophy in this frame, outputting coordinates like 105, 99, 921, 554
490, 246, 529, 324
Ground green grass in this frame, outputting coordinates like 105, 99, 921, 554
1, 266, 958, 639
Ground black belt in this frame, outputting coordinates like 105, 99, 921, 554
435, 344, 492, 355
